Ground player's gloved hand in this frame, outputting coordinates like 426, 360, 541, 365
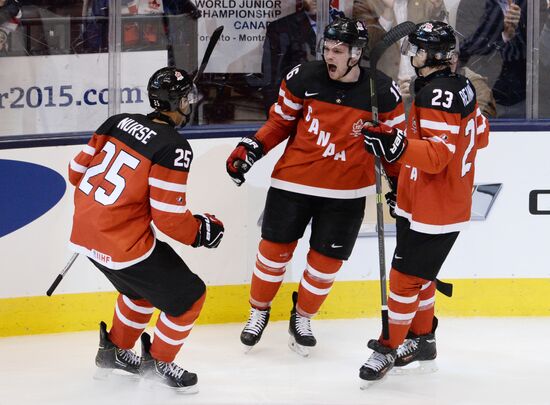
192, 214, 224, 248
226, 136, 264, 186
385, 176, 398, 219
362, 122, 407, 163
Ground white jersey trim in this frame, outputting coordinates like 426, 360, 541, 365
68, 239, 156, 270
150, 198, 188, 213
70, 160, 87, 173
382, 114, 406, 127
148, 177, 186, 192
82, 145, 96, 155
271, 178, 374, 199
394, 206, 470, 234
420, 119, 460, 134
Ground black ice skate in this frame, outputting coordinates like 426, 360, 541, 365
393, 318, 438, 375
392, 332, 438, 374
240, 307, 270, 351
94, 321, 141, 380
139, 332, 198, 394
288, 291, 316, 357
359, 339, 396, 389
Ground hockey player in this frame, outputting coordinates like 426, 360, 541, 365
68, 67, 224, 393
226, 17, 406, 356
359, 21, 490, 385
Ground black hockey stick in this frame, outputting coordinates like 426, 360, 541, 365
369, 21, 416, 340
193, 25, 224, 84
46, 253, 79, 296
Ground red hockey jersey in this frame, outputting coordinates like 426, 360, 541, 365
395, 70, 490, 234
68, 114, 199, 269
256, 61, 406, 199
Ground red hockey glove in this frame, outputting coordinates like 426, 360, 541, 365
226, 136, 264, 186
362, 122, 407, 163
192, 214, 224, 248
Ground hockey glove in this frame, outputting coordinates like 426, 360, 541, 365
226, 136, 264, 186
192, 214, 224, 249
385, 176, 398, 219
362, 123, 407, 163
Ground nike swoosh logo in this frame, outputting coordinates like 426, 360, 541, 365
394, 255, 403, 260
305, 91, 319, 97
331, 243, 342, 248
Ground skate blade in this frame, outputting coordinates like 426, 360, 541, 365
288, 336, 310, 358
391, 360, 438, 375
242, 343, 254, 354
142, 378, 199, 395
359, 376, 388, 390
93, 367, 140, 381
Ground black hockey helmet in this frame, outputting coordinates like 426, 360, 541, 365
323, 17, 368, 50
147, 67, 198, 112
402, 21, 456, 66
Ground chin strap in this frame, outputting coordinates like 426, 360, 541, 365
147, 111, 177, 127
178, 107, 192, 127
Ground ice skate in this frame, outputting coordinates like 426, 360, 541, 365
392, 332, 438, 375
359, 339, 396, 389
240, 307, 270, 352
139, 332, 198, 394
94, 321, 141, 380
288, 291, 316, 357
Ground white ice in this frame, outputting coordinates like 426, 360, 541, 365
1, 317, 548, 405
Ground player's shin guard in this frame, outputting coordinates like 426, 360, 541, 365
249, 239, 297, 310
381, 269, 427, 349
288, 250, 342, 356
150, 292, 206, 363
296, 249, 342, 317
108, 294, 154, 350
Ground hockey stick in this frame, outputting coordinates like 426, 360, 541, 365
192, 25, 224, 84
369, 21, 416, 340
46, 253, 79, 296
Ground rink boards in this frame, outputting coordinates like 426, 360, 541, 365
1, 132, 549, 336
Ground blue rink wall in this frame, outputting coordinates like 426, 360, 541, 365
1, 124, 550, 337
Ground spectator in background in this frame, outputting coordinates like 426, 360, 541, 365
82, 0, 200, 53
353, 0, 447, 84
260, 0, 344, 115
458, 0, 526, 118
0, 0, 21, 52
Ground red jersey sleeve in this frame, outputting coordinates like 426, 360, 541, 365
256, 66, 305, 153
401, 105, 461, 174
148, 144, 200, 246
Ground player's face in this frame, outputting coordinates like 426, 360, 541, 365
323, 40, 353, 81
176, 97, 191, 126
411, 48, 428, 69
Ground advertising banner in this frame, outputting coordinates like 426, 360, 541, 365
0, 51, 167, 137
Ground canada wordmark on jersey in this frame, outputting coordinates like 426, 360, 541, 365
256, 60, 406, 199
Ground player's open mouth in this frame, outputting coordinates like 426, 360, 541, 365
328, 64, 337, 73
